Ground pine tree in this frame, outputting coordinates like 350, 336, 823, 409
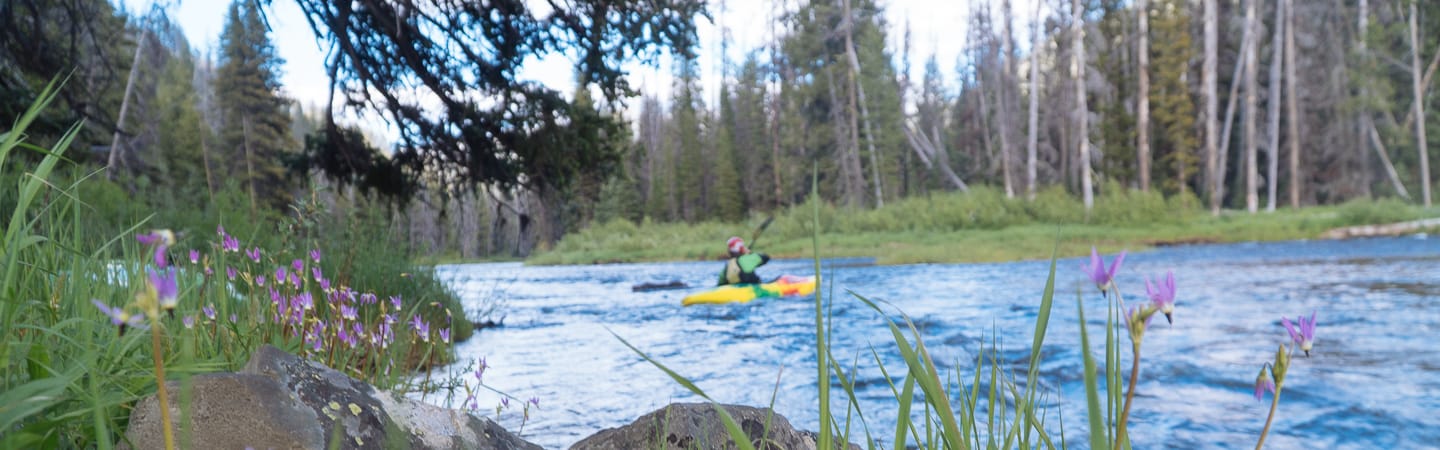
215, 0, 295, 213
1151, 0, 1199, 196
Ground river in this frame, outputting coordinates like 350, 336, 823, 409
433, 236, 1440, 449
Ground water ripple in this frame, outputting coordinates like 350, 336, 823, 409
434, 238, 1440, 449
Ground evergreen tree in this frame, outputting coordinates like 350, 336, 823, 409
671, 55, 706, 221
712, 85, 744, 221
1151, 0, 1199, 196
216, 0, 295, 213
152, 44, 211, 205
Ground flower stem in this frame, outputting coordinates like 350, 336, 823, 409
151, 321, 175, 450
1255, 381, 1284, 450
1115, 340, 1142, 450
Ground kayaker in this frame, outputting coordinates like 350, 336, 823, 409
717, 236, 770, 286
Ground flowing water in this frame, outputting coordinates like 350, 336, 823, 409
434, 236, 1440, 449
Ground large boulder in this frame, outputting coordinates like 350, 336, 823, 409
571, 403, 858, 450
123, 345, 540, 450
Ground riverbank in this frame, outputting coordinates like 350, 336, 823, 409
528, 193, 1440, 265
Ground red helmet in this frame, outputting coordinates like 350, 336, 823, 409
726, 236, 747, 255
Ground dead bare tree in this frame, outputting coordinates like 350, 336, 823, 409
1266, 0, 1285, 210
903, 122, 970, 192
1204, 0, 1220, 214
1243, 0, 1259, 212
841, 0, 884, 208
1137, 0, 1152, 193
1284, 0, 1300, 208
1027, 2, 1042, 199
1072, 0, 1093, 210
1410, 0, 1431, 207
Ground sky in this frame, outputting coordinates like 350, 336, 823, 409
122, 0, 1044, 140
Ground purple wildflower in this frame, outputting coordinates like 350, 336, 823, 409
256, 275, 266, 287
501, 397, 510, 408
246, 247, 261, 263
411, 314, 430, 342
305, 322, 326, 352
529, 397, 539, 407
337, 325, 355, 348
275, 267, 287, 285
359, 293, 377, 305
1082, 247, 1126, 296
226, 266, 237, 280
183, 315, 195, 329
1282, 311, 1318, 357
439, 328, 451, 343
340, 304, 358, 321
389, 295, 402, 310
1146, 271, 1178, 324
148, 267, 179, 310
309, 248, 322, 262
92, 299, 144, 332
203, 304, 216, 321
229, 313, 237, 324
312, 267, 324, 282
319, 278, 331, 292
475, 359, 487, 383
189, 249, 200, 264
465, 394, 479, 411
136, 230, 174, 268
294, 292, 314, 311
219, 226, 239, 252
292, 259, 304, 273
1254, 366, 1275, 401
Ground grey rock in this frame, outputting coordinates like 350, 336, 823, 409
570, 403, 859, 450
122, 345, 540, 450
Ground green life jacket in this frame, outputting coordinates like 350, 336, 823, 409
718, 253, 769, 285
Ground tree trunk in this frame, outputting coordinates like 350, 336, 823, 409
1243, 0, 1259, 213
842, 0, 884, 208
1284, 0, 1300, 208
1136, 0, 1151, 193
1411, 0, 1432, 207
1266, 0, 1285, 211
1204, 0, 1220, 215
1218, 19, 1252, 212
1027, 3, 1042, 200
1368, 122, 1411, 199
902, 122, 969, 192
996, 0, 1017, 198
1399, 40, 1440, 132
107, 31, 147, 181
827, 68, 864, 207
1073, 0, 1093, 211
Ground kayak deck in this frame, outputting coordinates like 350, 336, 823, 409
681, 274, 817, 306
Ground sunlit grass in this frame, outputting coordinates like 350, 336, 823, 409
0, 80, 486, 448
532, 186, 1438, 266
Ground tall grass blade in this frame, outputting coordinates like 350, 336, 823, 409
853, 292, 966, 450
810, 166, 832, 450
1077, 290, 1108, 450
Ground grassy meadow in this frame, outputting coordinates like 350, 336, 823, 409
532, 184, 1438, 266
0, 83, 492, 448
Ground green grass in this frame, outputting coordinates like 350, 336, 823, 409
0, 80, 484, 448
531, 185, 1438, 266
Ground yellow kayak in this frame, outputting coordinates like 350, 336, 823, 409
681, 275, 817, 306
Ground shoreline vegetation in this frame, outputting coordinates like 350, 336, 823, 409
528, 187, 1439, 266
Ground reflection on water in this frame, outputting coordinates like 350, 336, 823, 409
435, 236, 1440, 449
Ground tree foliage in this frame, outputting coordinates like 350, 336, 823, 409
287, 0, 705, 199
